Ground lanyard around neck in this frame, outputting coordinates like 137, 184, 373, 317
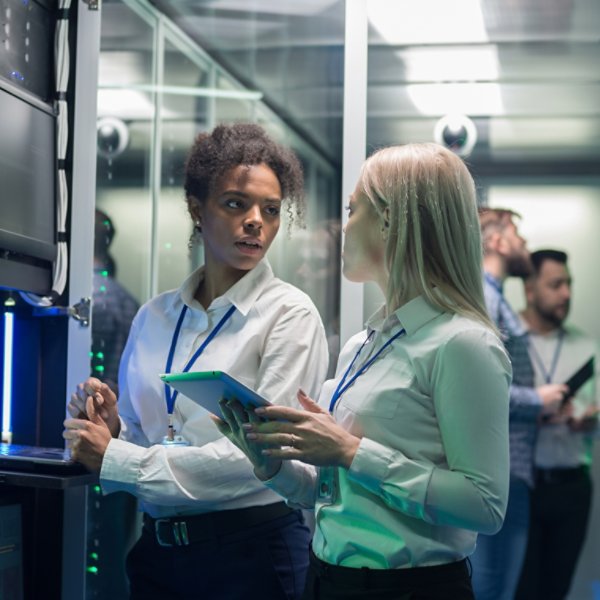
328, 327, 406, 413
528, 329, 565, 384
164, 304, 236, 414
484, 272, 503, 295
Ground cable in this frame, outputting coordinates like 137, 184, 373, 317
20, 0, 72, 308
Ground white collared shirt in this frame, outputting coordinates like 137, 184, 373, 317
522, 320, 599, 468
266, 295, 511, 568
100, 259, 329, 517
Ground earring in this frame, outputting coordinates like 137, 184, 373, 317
188, 222, 203, 250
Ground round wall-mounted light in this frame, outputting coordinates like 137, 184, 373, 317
433, 114, 477, 157
97, 117, 129, 159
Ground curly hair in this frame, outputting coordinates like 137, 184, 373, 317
184, 123, 305, 230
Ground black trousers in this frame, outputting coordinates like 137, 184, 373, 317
126, 508, 310, 600
301, 550, 474, 600
515, 466, 592, 600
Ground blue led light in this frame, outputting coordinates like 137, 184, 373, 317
2, 312, 14, 438
10, 70, 25, 82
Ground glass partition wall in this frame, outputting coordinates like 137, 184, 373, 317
96, 0, 340, 296
95, 0, 341, 354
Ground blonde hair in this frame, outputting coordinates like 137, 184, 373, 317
358, 143, 494, 330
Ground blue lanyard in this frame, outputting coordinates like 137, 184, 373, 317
328, 327, 406, 413
164, 304, 236, 413
528, 329, 565, 384
484, 272, 503, 295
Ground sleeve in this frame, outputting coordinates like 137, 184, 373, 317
101, 301, 329, 509
263, 460, 320, 509
508, 384, 543, 421
346, 329, 512, 535
255, 303, 329, 406
484, 281, 542, 420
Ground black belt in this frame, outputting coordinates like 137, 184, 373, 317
534, 465, 588, 485
144, 502, 295, 547
309, 550, 470, 587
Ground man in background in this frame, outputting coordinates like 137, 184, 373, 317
515, 249, 598, 600
471, 209, 568, 600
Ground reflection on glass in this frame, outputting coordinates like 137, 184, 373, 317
96, 1, 155, 304
96, 0, 342, 376
287, 219, 341, 377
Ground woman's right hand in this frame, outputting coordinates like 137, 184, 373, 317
212, 399, 282, 481
68, 377, 121, 438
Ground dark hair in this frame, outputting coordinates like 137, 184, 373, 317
530, 249, 568, 275
93, 209, 117, 276
184, 123, 305, 228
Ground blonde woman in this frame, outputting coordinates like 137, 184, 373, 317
218, 143, 511, 599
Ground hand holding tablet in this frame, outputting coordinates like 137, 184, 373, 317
159, 370, 272, 419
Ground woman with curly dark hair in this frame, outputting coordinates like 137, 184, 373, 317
64, 123, 329, 599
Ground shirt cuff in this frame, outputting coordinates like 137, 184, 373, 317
262, 460, 314, 508
348, 437, 392, 485
100, 437, 144, 495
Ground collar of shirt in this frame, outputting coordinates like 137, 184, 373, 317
173, 258, 274, 317
365, 295, 446, 338
483, 272, 526, 338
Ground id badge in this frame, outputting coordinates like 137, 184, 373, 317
161, 414, 191, 447
317, 466, 338, 505
161, 420, 190, 447
160, 434, 190, 447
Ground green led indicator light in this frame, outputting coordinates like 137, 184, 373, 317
89, 552, 99, 560
94, 365, 105, 373
86, 566, 98, 574
100, 285, 106, 292
94, 485, 101, 493
89, 351, 94, 357
96, 352, 104, 359
101, 270, 109, 277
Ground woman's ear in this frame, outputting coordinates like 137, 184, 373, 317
188, 197, 203, 229
381, 206, 390, 235
486, 230, 503, 254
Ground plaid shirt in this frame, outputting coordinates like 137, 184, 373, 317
484, 273, 542, 487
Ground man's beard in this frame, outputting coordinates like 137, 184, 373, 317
535, 300, 570, 328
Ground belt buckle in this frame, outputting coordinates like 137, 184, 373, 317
155, 519, 190, 547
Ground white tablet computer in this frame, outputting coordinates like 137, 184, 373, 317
159, 370, 271, 418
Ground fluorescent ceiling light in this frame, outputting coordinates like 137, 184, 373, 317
407, 82, 504, 116
401, 46, 499, 82
97, 85, 263, 119
202, 0, 340, 16
97, 89, 157, 119
368, 0, 488, 45
100, 84, 263, 101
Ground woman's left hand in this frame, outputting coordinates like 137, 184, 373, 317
246, 389, 361, 469
63, 395, 112, 472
